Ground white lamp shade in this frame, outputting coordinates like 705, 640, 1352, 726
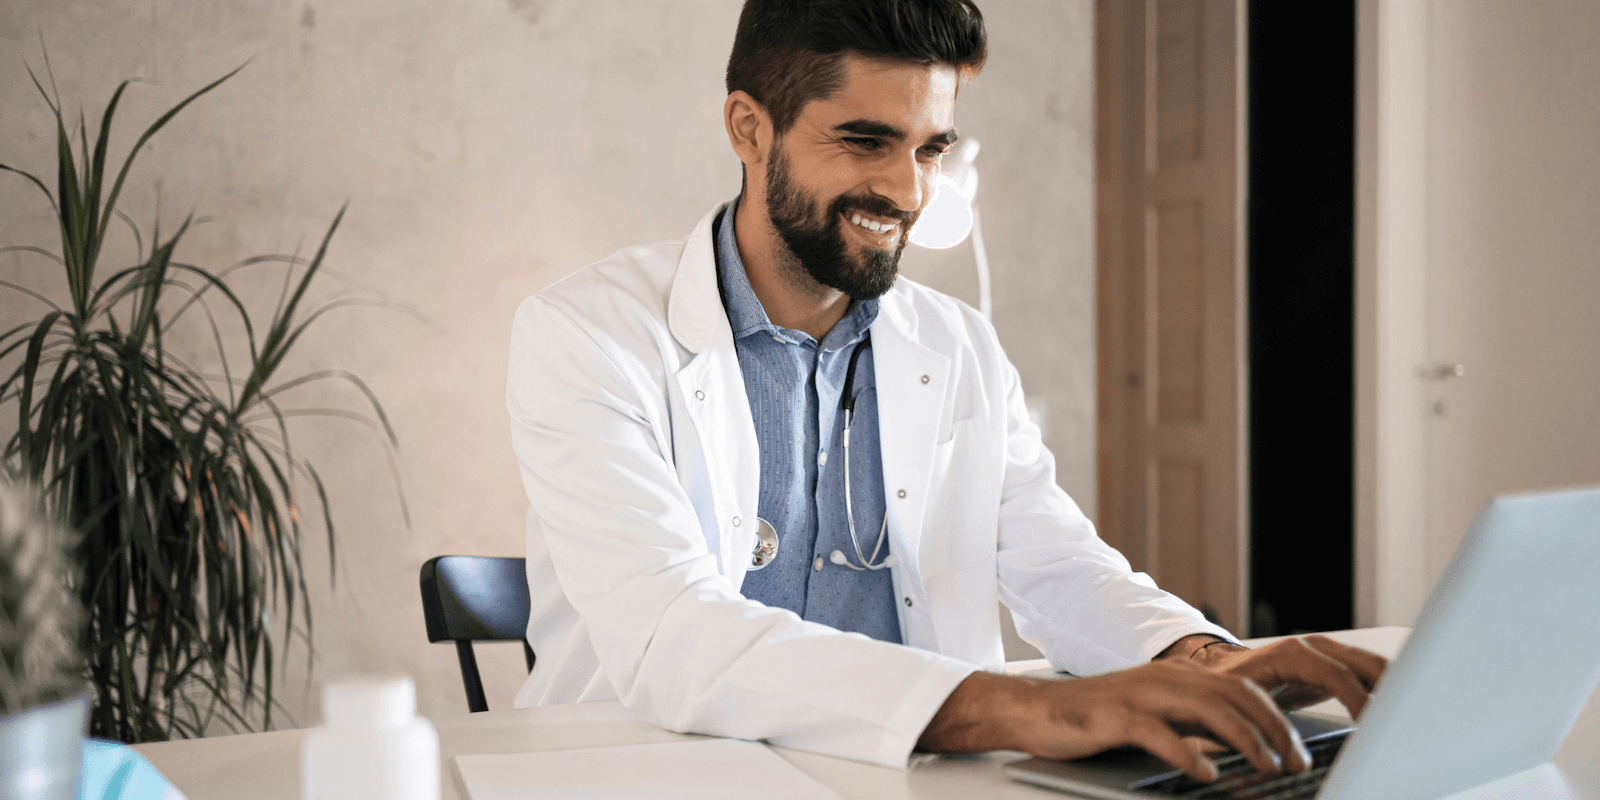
909, 173, 975, 250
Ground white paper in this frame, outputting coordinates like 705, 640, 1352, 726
452, 738, 843, 800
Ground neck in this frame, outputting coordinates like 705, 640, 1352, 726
733, 194, 851, 342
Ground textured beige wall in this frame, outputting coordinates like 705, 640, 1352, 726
0, 0, 1090, 724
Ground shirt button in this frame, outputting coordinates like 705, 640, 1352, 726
813, 557, 823, 571
772, 334, 785, 343
694, 390, 705, 400
732, 516, 741, 527
817, 451, 828, 466
904, 597, 914, 607
920, 374, 930, 384
897, 489, 907, 498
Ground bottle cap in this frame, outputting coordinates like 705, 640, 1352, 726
322, 674, 417, 729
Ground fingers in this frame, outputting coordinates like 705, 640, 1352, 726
1127, 718, 1220, 783
1227, 637, 1387, 720
1015, 661, 1316, 781
1173, 673, 1304, 775
1302, 635, 1389, 692
1275, 639, 1376, 718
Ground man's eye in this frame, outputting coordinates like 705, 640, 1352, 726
845, 137, 882, 151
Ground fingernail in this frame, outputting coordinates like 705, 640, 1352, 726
1289, 727, 1311, 771
1198, 756, 1219, 782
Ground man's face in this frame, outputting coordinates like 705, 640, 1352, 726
761, 54, 959, 301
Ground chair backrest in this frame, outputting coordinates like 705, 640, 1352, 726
419, 555, 534, 712
420, 555, 531, 642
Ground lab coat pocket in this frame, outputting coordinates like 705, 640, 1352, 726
920, 418, 1001, 575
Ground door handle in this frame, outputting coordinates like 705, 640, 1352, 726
1419, 363, 1467, 380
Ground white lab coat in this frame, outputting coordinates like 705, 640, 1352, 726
507, 204, 1234, 768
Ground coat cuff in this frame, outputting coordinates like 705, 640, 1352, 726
874, 655, 979, 769
1138, 622, 1246, 662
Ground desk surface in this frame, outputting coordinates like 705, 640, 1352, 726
135, 627, 1600, 800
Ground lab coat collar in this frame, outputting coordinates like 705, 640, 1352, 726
667, 204, 732, 355
669, 201, 916, 352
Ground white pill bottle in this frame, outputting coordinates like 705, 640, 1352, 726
302, 675, 439, 800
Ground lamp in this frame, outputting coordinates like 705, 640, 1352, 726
909, 139, 992, 319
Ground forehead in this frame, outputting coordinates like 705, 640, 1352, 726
798, 53, 959, 133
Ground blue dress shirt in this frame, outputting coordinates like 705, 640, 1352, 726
714, 201, 902, 644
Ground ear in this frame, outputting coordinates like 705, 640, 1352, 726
724, 90, 772, 170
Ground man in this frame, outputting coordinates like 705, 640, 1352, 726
507, 0, 1385, 782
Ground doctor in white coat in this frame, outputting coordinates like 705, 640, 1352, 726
508, 0, 1385, 783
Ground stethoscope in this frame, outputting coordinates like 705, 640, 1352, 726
749, 336, 898, 572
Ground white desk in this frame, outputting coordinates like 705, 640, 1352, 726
134, 628, 1600, 799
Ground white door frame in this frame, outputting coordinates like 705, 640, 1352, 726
1355, 0, 1432, 628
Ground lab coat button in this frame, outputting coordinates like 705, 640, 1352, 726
897, 489, 907, 498
904, 597, 914, 607
694, 390, 705, 400
732, 516, 741, 527
920, 374, 930, 384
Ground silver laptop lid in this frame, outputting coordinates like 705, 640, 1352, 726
1321, 486, 1600, 800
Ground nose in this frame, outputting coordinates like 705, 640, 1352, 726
869, 150, 927, 217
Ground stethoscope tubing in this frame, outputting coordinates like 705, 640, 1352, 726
837, 337, 892, 571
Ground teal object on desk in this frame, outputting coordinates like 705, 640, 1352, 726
80, 741, 185, 800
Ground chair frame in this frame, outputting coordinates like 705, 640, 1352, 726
419, 555, 535, 713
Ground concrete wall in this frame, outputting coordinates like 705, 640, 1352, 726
0, 0, 1091, 724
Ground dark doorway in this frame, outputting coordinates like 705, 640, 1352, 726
1247, 3, 1356, 636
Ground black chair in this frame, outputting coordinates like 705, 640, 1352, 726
419, 555, 536, 713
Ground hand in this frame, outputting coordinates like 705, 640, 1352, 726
1191, 634, 1388, 718
918, 661, 1313, 783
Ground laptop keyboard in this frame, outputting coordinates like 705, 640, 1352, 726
1133, 733, 1347, 799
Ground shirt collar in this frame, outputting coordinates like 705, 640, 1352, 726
714, 197, 879, 351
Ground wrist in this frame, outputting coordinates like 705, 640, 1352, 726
918, 671, 1038, 753
1190, 638, 1247, 668
1155, 633, 1246, 665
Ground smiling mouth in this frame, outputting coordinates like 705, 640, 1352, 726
845, 211, 901, 238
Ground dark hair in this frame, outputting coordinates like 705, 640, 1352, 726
726, 0, 987, 136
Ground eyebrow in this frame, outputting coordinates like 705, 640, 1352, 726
835, 119, 959, 147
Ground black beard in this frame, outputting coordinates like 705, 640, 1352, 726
763, 143, 910, 302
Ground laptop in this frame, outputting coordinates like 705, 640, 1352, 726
1005, 485, 1600, 799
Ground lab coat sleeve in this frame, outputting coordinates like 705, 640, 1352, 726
508, 295, 975, 768
988, 345, 1240, 675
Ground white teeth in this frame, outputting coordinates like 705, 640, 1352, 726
848, 212, 896, 235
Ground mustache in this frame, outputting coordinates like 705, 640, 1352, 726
827, 193, 914, 224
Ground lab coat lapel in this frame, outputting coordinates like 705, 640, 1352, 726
669, 205, 760, 587
871, 294, 951, 601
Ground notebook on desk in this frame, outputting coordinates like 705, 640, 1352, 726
1005, 485, 1600, 800
451, 738, 842, 800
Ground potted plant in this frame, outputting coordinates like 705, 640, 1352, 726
0, 479, 87, 800
0, 60, 395, 742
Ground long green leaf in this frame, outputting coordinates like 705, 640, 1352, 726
0, 163, 59, 216
83, 81, 130, 270
96, 63, 247, 260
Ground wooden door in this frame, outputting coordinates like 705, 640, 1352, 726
1097, 0, 1247, 633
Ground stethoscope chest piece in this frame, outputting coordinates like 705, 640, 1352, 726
749, 517, 780, 570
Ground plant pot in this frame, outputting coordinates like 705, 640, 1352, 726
0, 695, 88, 800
